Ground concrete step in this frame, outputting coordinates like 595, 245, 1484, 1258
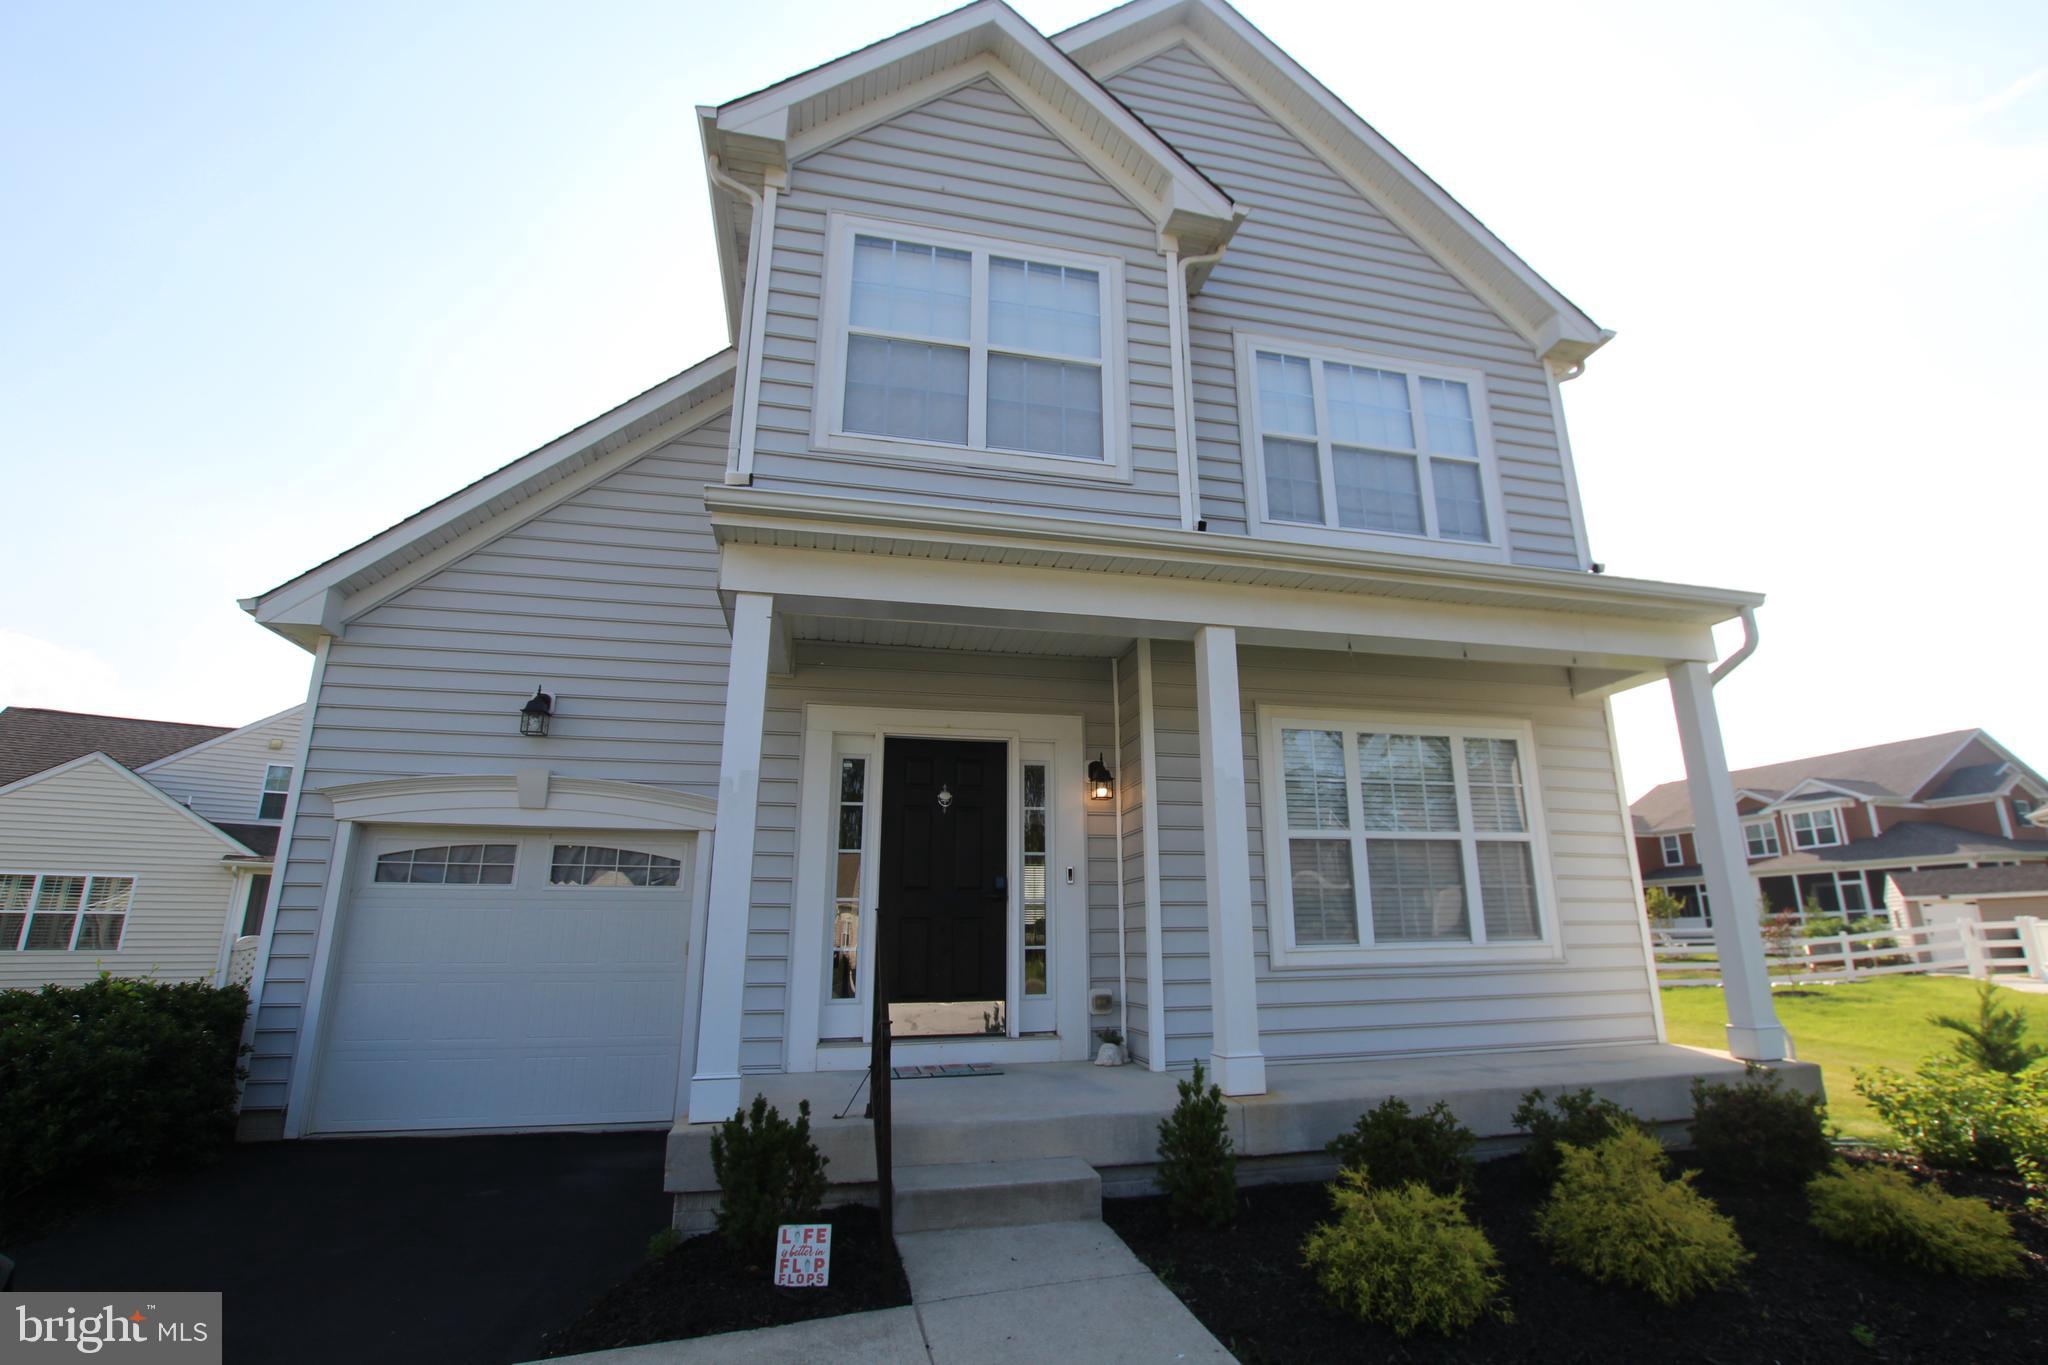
893, 1156, 1102, 1233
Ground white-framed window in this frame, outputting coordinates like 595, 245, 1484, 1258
0, 872, 134, 952
2016, 796, 2036, 825
259, 763, 293, 820
548, 845, 683, 888
1744, 820, 1781, 859
814, 213, 1128, 478
1256, 708, 1558, 967
1789, 808, 1843, 850
372, 843, 517, 885
1235, 332, 1505, 559
1660, 834, 1685, 867
1835, 872, 1871, 916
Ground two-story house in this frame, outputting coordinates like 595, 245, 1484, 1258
0, 704, 304, 989
1632, 729, 2048, 929
232, 0, 1803, 1190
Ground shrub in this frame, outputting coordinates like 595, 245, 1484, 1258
1689, 1069, 1832, 1186
1930, 982, 2047, 1075
1326, 1096, 1477, 1195
1855, 1057, 2048, 1203
1801, 915, 1848, 939
1644, 887, 1686, 928
0, 975, 248, 1239
1534, 1129, 1751, 1305
646, 1225, 684, 1260
1157, 1060, 1236, 1229
1301, 1170, 1509, 1337
1511, 1086, 1647, 1185
708, 1094, 829, 1269
1807, 1165, 2023, 1278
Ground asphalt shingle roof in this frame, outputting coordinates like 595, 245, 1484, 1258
1928, 761, 2011, 800
1889, 865, 2048, 898
0, 708, 232, 788
1630, 730, 1980, 832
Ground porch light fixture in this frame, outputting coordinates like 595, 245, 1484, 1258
1088, 756, 1115, 802
519, 686, 555, 738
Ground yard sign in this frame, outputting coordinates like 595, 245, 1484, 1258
774, 1223, 832, 1288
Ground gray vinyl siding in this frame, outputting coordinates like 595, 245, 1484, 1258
244, 415, 733, 1112
0, 760, 240, 989
749, 78, 1186, 528
1144, 641, 1656, 1065
750, 643, 1120, 1073
1115, 642, 1150, 1066
142, 708, 305, 825
1107, 46, 1584, 567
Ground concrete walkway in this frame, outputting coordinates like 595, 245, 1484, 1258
549, 1220, 1232, 1363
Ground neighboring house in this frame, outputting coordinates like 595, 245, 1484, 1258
0, 706, 305, 990
233, 0, 1793, 1145
1884, 864, 2048, 934
1631, 729, 2048, 928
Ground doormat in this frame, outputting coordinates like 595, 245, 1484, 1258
890, 1064, 1006, 1080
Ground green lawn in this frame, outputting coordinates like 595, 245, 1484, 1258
1660, 976, 2048, 1142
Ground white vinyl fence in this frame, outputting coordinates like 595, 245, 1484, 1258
1655, 916, 2048, 988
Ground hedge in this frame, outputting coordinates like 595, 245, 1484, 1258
1, 975, 248, 1238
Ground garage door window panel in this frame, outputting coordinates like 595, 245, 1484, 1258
374, 844, 517, 886
550, 845, 683, 889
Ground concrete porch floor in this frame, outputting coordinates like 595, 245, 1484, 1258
666, 1042, 1822, 1226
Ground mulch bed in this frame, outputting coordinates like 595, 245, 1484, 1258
537, 1205, 909, 1357
1104, 1151, 2047, 1364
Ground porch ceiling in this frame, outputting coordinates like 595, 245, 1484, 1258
790, 614, 1130, 658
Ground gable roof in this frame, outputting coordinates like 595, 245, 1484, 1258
1644, 819, 2048, 881
1056, 0, 1610, 371
1889, 864, 2048, 900
1928, 761, 2015, 801
1631, 730, 1985, 833
699, 0, 1244, 334
134, 703, 305, 776
0, 708, 232, 788
0, 751, 260, 857
243, 350, 736, 649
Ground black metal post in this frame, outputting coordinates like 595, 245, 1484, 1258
868, 907, 894, 1255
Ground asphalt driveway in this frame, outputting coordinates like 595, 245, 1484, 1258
2, 1131, 670, 1365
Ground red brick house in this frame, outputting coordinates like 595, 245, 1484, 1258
1630, 729, 2048, 927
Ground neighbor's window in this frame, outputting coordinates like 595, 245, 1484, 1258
0, 872, 134, 951
1267, 717, 1548, 959
259, 764, 293, 820
1788, 808, 1842, 850
831, 757, 867, 1000
827, 216, 1120, 468
2016, 796, 2036, 825
1744, 820, 1780, 859
1660, 834, 1684, 867
1022, 761, 1049, 996
550, 845, 682, 888
1242, 336, 1496, 548
374, 844, 516, 885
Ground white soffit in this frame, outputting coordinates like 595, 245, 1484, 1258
1056, 0, 1611, 369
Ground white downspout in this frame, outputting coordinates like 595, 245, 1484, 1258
1709, 606, 1760, 685
706, 155, 768, 486
1169, 244, 1228, 532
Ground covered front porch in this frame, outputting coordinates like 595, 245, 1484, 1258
681, 487, 1794, 1135
666, 1043, 1822, 1227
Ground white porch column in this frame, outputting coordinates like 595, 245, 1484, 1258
1668, 661, 1790, 1061
1193, 625, 1266, 1094
688, 591, 775, 1122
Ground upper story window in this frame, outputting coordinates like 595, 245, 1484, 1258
2016, 796, 2037, 825
259, 764, 293, 820
1744, 819, 1781, 859
1789, 808, 1842, 850
1236, 333, 1503, 559
1660, 834, 1684, 867
816, 214, 1128, 478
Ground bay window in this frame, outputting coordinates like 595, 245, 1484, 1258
819, 214, 1126, 475
1258, 709, 1556, 966
1237, 333, 1502, 556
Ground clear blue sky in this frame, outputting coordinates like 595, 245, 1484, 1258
2, 0, 2043, 798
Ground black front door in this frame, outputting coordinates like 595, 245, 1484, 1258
880, 738, 1008, 1004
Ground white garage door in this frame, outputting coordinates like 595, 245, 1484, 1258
310, 827, 694, 1134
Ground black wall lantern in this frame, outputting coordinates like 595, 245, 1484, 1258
519, 686, 555, 737
1087, 755, 1115, 802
